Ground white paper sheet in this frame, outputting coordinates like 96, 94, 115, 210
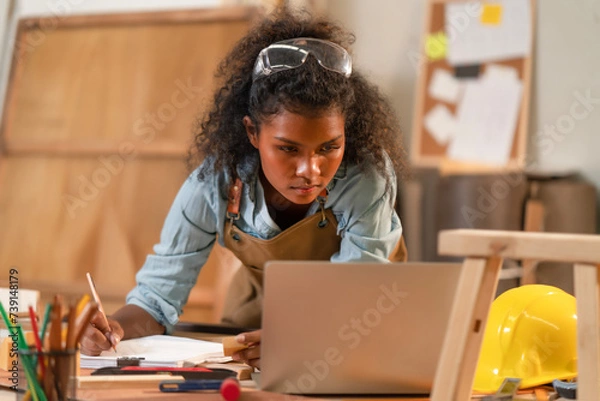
447, 67, 522, 165
428, 68, 464, 103
485, 63, 519, 81
80, 335, 228, 369
445, 0, 532, 65
424, 104, 458, 145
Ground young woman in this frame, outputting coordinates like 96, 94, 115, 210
81, 6, 407, 369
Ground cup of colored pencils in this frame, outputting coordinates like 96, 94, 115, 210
18, 348, 78, 401
1, 295, 97, 401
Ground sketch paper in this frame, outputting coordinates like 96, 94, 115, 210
445, 0, 531, 65
447, 68, 522, 165
80, 335, 228, 369
485, 64, 519, 81
429, 68, 463, 103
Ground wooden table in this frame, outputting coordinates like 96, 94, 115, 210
0, 366, 432, 400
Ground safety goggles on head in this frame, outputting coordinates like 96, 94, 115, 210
252, 37, 352, 82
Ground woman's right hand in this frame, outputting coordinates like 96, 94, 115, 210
80, 311, 124, 356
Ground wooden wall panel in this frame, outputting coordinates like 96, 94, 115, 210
4, 13, 253, 155
0, 7, 260, 321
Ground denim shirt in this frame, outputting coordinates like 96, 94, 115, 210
126, 155, 403, 333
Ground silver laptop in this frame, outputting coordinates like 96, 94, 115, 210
260, 261, 463, 395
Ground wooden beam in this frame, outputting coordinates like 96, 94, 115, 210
574, 263, 600, 401
4, 140, 187, 158
18, 6, 262, 30
439, 229, 600, 264
431, 256, 502, 401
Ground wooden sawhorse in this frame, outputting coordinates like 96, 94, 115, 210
431, 229, 599, 401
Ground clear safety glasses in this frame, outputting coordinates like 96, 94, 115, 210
252, 37, 352, 81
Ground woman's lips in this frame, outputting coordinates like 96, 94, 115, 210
291, 185, 319, 194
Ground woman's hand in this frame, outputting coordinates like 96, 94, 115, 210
230, 329, 262, 369
79, 304, 165, 355
79, 312, 124, 356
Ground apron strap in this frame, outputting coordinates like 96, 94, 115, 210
227, 178, 243, 220
226, 178, 243, 240
316, 188, 329, 227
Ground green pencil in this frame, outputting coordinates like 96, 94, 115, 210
0, 302, 47, 401
39, 303, 52, 344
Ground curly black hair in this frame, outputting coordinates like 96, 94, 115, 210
188, 6, 407, 186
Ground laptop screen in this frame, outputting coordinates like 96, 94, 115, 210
260, 261, 463, 395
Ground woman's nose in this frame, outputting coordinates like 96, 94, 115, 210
295, 155, 321, 179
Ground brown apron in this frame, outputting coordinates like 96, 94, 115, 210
220, 179, 407, 328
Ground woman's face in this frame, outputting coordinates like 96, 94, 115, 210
244, 109, 345, 205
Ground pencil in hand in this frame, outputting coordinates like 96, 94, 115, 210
86, 272, 119, 351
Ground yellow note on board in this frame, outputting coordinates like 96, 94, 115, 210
481, 3, 503, 25
425, 31, 447, 61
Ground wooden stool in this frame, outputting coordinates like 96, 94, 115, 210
431, 229, 600, 401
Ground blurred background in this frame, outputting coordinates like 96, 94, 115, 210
0, 0, 598, 322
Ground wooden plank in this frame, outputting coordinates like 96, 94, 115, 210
19, 6, 261, 29
453, 256, 502, 399
3, 10, 255, 148
439, 159, 524, 175
515, 0, 536, 163
439, 229, 600, 264
431, 256, 502, 401
0, 8, 257, 326
76, 374, 186, 389
5, 139, 187, 158
574, 263, 600, 401
409, 0, 434, 165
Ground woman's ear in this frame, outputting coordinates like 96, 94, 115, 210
243, 116, 259, 149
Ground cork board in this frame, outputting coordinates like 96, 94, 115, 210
411, 0, 535, 172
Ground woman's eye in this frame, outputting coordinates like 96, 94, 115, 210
278, 146, 297, 153
321, 145, 340, 153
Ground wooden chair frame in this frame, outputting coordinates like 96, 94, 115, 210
431, 229, 599, 401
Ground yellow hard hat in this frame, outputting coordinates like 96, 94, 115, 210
473, 284, 577, 393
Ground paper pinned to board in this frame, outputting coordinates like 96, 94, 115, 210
424, 104, 458, 146
445, 0, 531, 65
485, 63, 519, 81
80, 335, 229, 369
447, 65, 522, 165
429, 68, 464, 103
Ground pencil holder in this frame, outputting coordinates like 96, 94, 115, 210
19, 349, 78, 401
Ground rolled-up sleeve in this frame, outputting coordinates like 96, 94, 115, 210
126, 174, 220, 334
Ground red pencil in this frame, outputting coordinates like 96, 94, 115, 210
28, 305, 46, 377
